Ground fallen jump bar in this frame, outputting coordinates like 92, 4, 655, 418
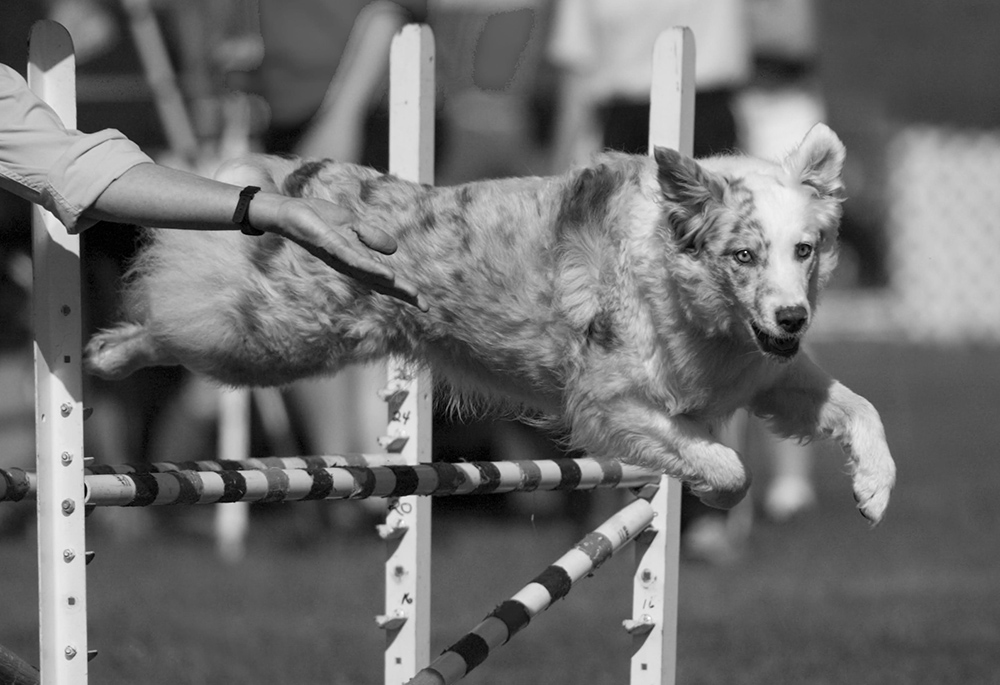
0, 458, 659, 506
406, 497, 655, 685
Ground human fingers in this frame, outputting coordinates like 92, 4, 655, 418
342, 265, 429, 313
269, 198, 428, 310
308, 199, 399, 255
351, 221, 399, 255
287, 219, 428, 311
325, 240, 429, 312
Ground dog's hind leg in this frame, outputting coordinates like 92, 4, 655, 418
85, 323, 179, 379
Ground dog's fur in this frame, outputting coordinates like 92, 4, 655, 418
85, 124, 895, 523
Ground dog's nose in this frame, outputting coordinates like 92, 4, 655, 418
776, 305, 808, 334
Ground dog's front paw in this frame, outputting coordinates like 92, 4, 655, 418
852, 449, 895, 525
684, 443, 752, 510
690, 482, 750, 510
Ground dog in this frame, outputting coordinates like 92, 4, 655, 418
85, 123, 895, 523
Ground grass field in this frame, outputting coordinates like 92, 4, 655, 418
2, 341, 1000, 684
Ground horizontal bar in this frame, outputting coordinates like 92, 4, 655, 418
84, 453, 407, 474
0, 458, 659, 506
407, 497, 655, 685
0, 454, 406, 503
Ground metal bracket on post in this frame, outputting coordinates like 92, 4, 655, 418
627, 26, 695, 685
381, 23, 435, 685
30, 19, 90, 685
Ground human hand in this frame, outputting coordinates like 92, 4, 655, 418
257, 194, 429, 312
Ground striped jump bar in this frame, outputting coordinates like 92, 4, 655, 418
407, 497, 656, 685
0, 458, 659, 506
84, 453, 407, 475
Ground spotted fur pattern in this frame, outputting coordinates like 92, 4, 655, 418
86, 124, 895, 523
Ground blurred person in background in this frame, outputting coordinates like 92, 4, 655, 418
547, 0, 750, 169
432, 2, 556, 185
253, 0, 427, 165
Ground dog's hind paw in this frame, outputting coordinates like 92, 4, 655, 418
84, 323, 166, 379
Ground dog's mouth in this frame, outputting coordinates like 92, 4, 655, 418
751, 323, 800, 360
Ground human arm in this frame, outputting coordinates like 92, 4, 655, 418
84, 161, 428, 311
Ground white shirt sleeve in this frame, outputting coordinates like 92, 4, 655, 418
0, 63, 153, 232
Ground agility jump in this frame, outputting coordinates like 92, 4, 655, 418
0, 19, 693, 685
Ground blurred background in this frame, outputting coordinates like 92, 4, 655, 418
2, 0, 1000, 683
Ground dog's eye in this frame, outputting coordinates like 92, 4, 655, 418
796, 243, 814, 260
733, 249, 755, 265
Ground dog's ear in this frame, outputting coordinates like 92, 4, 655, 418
655, 146, 725, 206
654, 146, 726, 253
783, 123, 846, 198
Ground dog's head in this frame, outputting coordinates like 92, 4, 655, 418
654, 124, 845, 361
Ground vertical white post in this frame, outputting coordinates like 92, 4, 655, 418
380, 23, 434, 685
214, 389, 251, 563
120, 0, 200, 164
29, 19, 89, 685
649, 28, 696, 161
628, 27, 695, 685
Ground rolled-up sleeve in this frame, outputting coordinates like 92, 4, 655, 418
0, 64, 153, 232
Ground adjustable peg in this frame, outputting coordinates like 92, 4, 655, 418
375, 611, 408, 631
622, 615, 655, 635
377, 435, 409, 453
376, 519, 409, 541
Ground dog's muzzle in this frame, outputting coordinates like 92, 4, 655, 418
751, 322, 800, 359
